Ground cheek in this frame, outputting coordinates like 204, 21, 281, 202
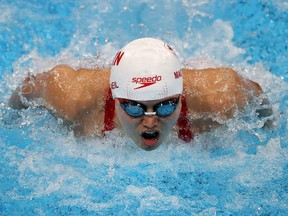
160, 105, 181, 128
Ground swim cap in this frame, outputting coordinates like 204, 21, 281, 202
110, 38, 183, 101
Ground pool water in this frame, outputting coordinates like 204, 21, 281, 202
0, 0, 287, 215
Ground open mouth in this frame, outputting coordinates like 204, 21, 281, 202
141, 131, 160, 147
142, 131, 160, 140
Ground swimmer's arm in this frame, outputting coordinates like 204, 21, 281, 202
9, 65, 80, 115
9, 65, 110, 123
219, 69, 274, 122
9, 65, 78, 111
238, 76, 274, 128
256, 98, 273, 118
253, 90, 274, 129
183, 68, 273, 130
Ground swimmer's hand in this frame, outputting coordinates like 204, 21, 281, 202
9, 90, 27, 109
256, 98, 275, 130
9, 76, 35, 110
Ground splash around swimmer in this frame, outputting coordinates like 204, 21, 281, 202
9, 38, 273, 150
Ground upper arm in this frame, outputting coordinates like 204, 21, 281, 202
42, 65, 109, 121
42, 65, 83, 120
9, 65, 109, 122
183, 67, 267, 121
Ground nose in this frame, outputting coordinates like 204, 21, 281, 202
142, 115, 158, 129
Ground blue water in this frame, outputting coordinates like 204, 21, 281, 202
0, 0, 287, 215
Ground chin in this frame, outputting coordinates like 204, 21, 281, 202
140, 144, 161, 151
137, 138, 163, 151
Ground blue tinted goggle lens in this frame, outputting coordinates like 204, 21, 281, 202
156, 104, 176, 116
119, 97, 179, 117
124, 105, 144, 117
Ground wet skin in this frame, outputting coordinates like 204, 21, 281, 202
9, 66, 273, 151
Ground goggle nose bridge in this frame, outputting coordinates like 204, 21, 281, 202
144, 111, 157, 116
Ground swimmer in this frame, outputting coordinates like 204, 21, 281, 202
9, 38, 273, 150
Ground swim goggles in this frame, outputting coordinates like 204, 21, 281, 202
118, 96, 180, 117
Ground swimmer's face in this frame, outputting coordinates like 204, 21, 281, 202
115, 95, 181, 151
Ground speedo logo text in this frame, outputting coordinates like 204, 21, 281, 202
132, 75, 162, 90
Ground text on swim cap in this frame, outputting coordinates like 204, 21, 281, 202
112, 51, 125, 66
174, 70, 182, 79
132, 75, 162, 90
110, 81, 119, 89
164, 43, 176, 56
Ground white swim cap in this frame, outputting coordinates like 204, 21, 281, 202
110, 38, 183, 101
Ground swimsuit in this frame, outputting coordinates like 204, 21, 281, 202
176, 95, 193, 142
103, 89, 193, 142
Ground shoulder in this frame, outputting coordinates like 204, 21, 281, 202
46, 65, 110, 92
47, 65, 109, 80
183, 67, 263, 97
46, 64, 111, 101
182, 67, 239, 84
182, 67, 242, 96
182, 67, 264, 118
43, 65, 111, 120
